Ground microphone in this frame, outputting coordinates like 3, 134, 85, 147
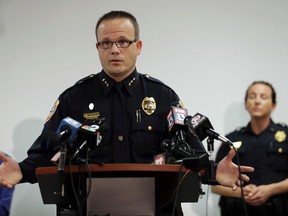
161, 139, 191, 158
184, 113, 232, 183
53, 117, 82, 197
56, 117, 83, 143
184, 113, 231, 144
167, 105, 191, 147
49, 117, 105, 164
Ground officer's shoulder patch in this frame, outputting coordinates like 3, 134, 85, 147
45, 98, 60, 123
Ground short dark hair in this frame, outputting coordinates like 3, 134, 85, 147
95, 10, 140, 42
245, 81, 277, 104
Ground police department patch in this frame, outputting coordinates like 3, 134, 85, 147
45, 99, 59, 123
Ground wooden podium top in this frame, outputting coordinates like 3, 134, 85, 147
36, 163, 188, 175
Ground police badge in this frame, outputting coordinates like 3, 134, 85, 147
142, 97, 156, 115
275, 130, 286, 143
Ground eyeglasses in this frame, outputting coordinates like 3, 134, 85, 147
97, 39, 137, 49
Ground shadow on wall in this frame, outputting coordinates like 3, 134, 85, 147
0, 0, 10, 36
10, 118, 56, 216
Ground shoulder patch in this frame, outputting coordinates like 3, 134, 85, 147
45, 99, 60, 123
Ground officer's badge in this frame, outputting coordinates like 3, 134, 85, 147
275, 130, 286, 143
142, 97, 156, 115
231, 141, 242, 149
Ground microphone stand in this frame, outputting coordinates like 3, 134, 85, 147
207, 137, 216, 182
58, 140, 67, 196
70, 140, 87, 161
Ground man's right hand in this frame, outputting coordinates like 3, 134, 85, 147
0, 151, 22, 188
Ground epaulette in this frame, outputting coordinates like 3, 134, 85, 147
233, 126, 246, 133
277, 122, 288, 128
142, 74, 165, 85
59, 74, 97, 97
75, 74, 96, 85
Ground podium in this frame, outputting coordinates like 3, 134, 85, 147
36, 164, 201, 216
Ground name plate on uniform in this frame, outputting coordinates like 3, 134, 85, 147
86, 177, 155, 216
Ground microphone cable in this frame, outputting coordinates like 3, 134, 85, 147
227, 141, 248, 216
172, 164, 191, 216
156, 164, 190, 216
68, 147, 92, 216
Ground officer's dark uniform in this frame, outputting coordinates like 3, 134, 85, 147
215, 120, 288, 216
18, 69, 206, 216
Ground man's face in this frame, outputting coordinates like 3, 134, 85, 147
245, 83, 276, 119
96, 18, 142, 81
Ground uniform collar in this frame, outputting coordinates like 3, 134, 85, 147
99, 69, 139, 96
245, 119, 275, 134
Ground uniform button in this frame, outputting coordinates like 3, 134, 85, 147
278, 148, 283, 153
148, 126, 152, 131
118, 135, 124, 141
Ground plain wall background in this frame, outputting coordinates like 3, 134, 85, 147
1, 0, 288, 215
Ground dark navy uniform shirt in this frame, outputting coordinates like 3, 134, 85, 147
19, 69, 205, 183
216, 120, 288, 186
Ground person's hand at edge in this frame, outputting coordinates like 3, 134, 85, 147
0, 151, 22, 188
216, 149, 254, 189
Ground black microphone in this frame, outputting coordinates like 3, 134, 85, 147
47, 117, 106, 168
52, 117, 82, 197
167, 105, 189, 142
184, 113, 231, 144
184, 113, 232, 183
161, 139, 191, 158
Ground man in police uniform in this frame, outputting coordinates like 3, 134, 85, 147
212, 81, 288, 216
0, 10, 253, 216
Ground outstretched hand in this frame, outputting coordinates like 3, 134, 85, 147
216, 149, 254, 190
0, 151, 22, 188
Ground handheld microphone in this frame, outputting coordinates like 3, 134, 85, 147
167, 106, 187, 133
167, 105, 190, 145
49, 117, 105, 164
56, 117, 83, 143
184, 113, 231, 144
54, 117, 82, 197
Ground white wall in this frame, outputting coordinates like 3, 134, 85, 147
1, 0, 288, 215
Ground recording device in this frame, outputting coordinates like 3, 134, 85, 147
162, 105, 192, 158
154, 105, 189, 164
167, 105, 188, 141
184, 113, 231, 144
56, 117, 83, 143
48, 117, 105, 163
161, 139, 191, 158
184, 113, 234, 184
